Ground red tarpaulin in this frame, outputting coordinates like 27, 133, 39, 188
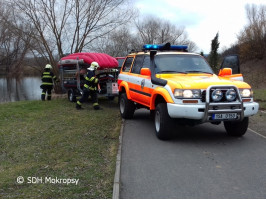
59, 52, 118, 70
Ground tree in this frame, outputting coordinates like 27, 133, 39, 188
92, 27, 134, 57
0, 1, 33, 78
135, 16, 197, 52
209, 32, 220, 73
12, 0, 136, 70
237, 4, 266, 61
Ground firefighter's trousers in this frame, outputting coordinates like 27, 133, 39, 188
41, 85, 53, 101
76, 88, 99, 109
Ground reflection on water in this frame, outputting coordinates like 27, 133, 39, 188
0, 77, 42, 102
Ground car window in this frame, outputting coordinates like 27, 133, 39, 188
142, 56, 150, 69
122, 57, 134, 72
131, 55, 144, 74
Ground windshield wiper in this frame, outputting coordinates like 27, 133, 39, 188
157, 70, 187, 74
185, 70, 213, 74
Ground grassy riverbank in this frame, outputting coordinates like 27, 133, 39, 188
0, 98, 121, 198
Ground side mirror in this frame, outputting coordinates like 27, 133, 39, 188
140, 68, 151, 76
218, 67, 244, 81
218, 68, 232, 76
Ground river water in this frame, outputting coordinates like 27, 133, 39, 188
0, 77, 42, 103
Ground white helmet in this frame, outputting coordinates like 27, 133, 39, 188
45, 64, 52, 69
87, 61, 100, 71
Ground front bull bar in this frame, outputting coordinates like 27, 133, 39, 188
202, 85, 244, 123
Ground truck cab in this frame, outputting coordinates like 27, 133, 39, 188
118, 43, 259, 140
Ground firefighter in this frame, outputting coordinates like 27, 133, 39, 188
76, 61, 101, 110
40, 64, 59, 101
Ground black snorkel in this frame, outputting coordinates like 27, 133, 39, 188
149, 43, 171, 86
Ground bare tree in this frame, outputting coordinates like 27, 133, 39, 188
0, 1, 33, 78
93, 27, 134, 57
13, 0, 136, 68
135, 16, 197, 51
237, 4, 266, 61
93, 15, 198, 56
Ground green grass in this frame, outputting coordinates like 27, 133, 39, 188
253, 89, 266, 110
0, 98, 121, 198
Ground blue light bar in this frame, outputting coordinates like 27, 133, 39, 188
143, 44, 188, 51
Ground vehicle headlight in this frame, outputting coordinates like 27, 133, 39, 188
240, 89, 252, 98
225, 89, 237, 101
211, 89, 223, 102
174, 89, 201, 99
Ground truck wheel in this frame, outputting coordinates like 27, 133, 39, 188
154, 103, 172, 140
68, 89, 76, 102
119, 93, 135, 119
224, 117, 249, 137
150, 110, 155, 121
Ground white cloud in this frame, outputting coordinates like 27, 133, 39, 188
134, 0, 265, 53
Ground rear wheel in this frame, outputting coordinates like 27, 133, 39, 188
119, 93, 135, 119
224, 117, 249, 137
68, 89, 76, 102
154, 103, 173, 140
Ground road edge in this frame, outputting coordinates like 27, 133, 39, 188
112, 119, 124, 199
248, 128, 266, 139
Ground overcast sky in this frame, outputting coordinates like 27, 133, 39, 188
134, 0, 265, 53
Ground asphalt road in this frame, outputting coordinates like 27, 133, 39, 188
120, 109, 266, 199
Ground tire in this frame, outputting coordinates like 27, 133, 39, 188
150, 110, 155, 121
119, 93, 135, 119
68, 89, 76, 102
154, 103, 173, 140
224, 117, 249, 137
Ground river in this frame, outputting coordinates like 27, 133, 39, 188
0, 77, 42, 103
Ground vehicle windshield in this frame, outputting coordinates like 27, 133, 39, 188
155, 54, 213, 74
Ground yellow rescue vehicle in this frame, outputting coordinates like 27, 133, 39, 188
118, 43, 259, 140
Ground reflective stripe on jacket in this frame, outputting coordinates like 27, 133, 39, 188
84, 70, 98, 91
41, 71, 57, 86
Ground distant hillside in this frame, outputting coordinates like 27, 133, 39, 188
241, 57, 266, 89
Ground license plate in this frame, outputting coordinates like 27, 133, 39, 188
212, 113, 237, 120
111, 83, 118, 94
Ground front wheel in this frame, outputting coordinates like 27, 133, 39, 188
154, 103, 173, 140
224, 117, 249, 137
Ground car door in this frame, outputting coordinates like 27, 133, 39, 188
134, 55, 153, 106
219, 55, 243, 81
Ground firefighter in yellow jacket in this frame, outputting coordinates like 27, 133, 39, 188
40, 64, 59, 101
76, 62, 101, 110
